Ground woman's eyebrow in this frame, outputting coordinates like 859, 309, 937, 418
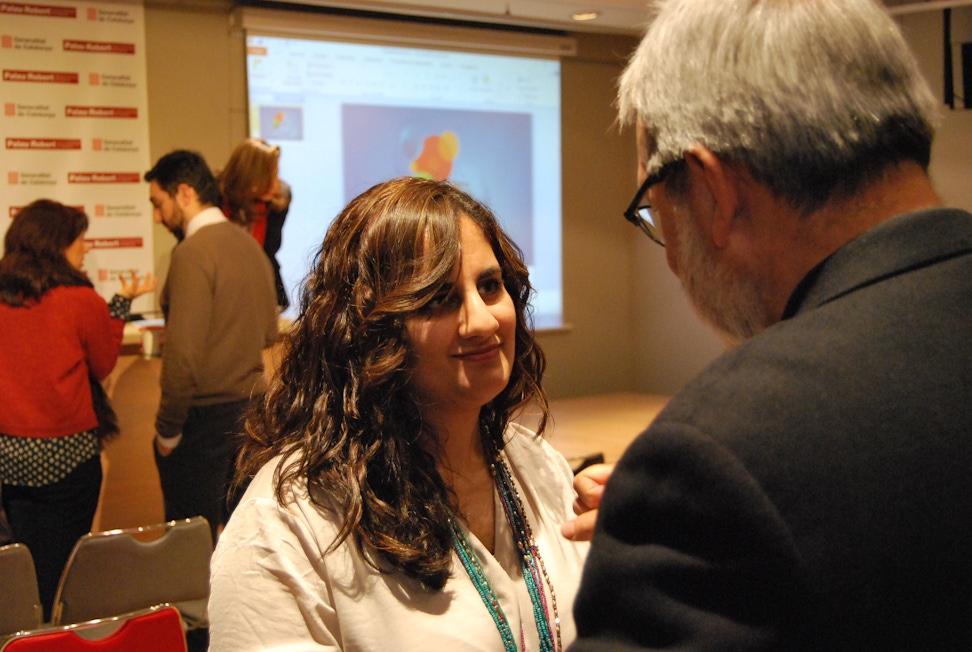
478, 266, 503, 282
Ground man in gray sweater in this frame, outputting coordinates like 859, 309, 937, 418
145, 150, 278, 541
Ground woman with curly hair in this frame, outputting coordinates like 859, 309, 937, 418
0, 199, 155, 619
209, 177, 587, 651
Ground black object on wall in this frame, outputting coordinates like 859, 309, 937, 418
963, 41, 972, 109
945, 9, 954, 108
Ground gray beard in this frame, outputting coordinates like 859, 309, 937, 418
675, 208, 770, 343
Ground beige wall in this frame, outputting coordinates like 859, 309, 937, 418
144, 1, 242, 291
897, 8, 972, 213
140, 3, 972, 401
541, 46, 637, 397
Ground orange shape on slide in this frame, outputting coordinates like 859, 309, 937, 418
410, 131, 459, 181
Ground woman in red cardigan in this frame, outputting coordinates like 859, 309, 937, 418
0, 199, 155, 620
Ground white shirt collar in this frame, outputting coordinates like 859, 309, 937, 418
184, 205, 229, 239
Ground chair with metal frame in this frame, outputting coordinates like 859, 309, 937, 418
0, 543, 43, 638
0, 604, 186, 652
50, 517, 212, 631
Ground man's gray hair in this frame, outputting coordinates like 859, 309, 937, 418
618, 0, 939, 214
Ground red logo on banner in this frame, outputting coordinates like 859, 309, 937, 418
86, 237, 143, 249
92, 138, 103, 151
89, 72, 99, 85
2, 36, 12, 48
3, 70, 78, 84
6, 205, 73, 217
4, 103, 14, 116
95, 205, 106, 217
87, 7, 96, 20
67, 172, 141, 183
6, 138, 81, 150
63, 40, 135, 55
0, 3, 77, 18
7, 172, 19, 184
65, 106, 137, 118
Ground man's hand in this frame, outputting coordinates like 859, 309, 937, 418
561, 463, 614, 541
155, 433, 181, 457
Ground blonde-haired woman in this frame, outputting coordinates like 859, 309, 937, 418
219, 137, 292, 308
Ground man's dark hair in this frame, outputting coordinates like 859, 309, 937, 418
144, 150, 221, 207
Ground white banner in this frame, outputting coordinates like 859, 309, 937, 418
1, 0, 153, 313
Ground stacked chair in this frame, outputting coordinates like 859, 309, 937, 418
0, 544, 43, 638
0, 516, 213, 652
51, 516, 213, 629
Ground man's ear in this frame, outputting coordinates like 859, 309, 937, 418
174, 183, 198, 209
683, 146, 740, 249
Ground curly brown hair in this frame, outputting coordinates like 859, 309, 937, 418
235, 177, 548, 589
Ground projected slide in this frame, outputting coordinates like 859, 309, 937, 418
258, 106, 304, 141
342, 105, 534, 262
246, 34, 562, 327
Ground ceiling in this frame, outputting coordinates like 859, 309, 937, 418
239, 0, 972, 35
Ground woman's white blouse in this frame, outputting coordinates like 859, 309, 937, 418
209, 423, 589, 651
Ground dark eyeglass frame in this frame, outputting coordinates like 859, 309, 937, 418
623, 163, 675, 247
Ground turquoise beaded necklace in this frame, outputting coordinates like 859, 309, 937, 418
448, 449, 562, 652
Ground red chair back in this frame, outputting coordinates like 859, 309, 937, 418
0, 605, 186, 652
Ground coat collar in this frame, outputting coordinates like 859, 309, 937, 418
782, 208, 972, 320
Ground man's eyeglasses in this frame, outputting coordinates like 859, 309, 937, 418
623, 165, 673, 247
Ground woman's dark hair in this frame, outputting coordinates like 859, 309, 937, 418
0, 199, 92, 306
0, 199, 119, 444
236, 177, 548, 590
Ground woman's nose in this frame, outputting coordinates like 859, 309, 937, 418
458, 292, 498, 339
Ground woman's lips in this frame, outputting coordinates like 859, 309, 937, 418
453, 342, 503, 361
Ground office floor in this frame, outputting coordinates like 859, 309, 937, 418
94, 354, 668, 532
94, 355, 165, 532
